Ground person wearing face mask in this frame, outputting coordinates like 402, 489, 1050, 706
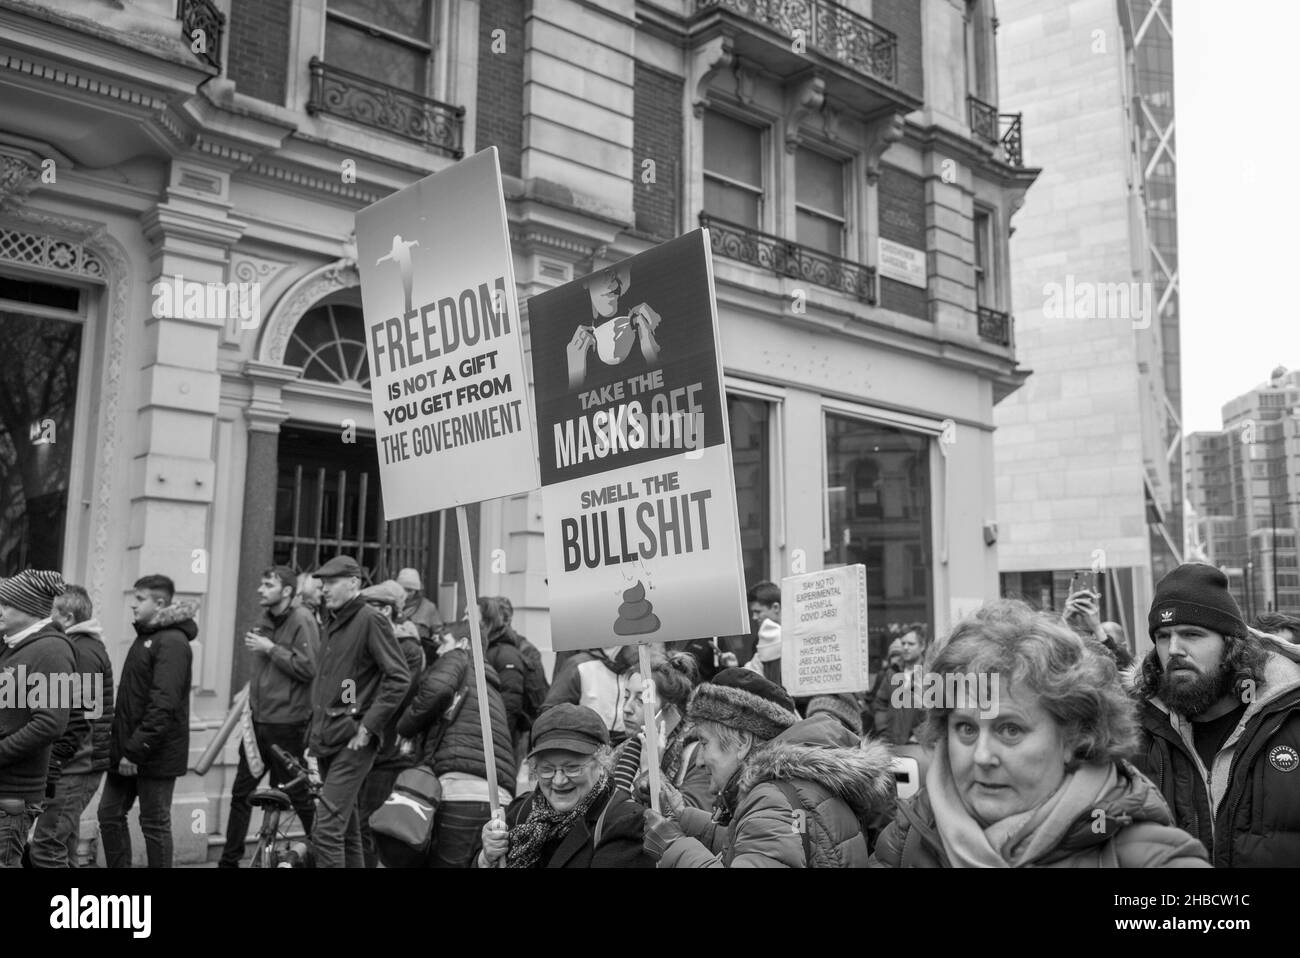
643, 668, 893, 868
869, 600, 1209, 868
612, 650, 712, 812
391, 627, 515, 867
476, 704, 651, 868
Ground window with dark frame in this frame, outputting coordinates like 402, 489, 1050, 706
727, 395, 772, 589
796, 148, 847, 257
324, 0, 434, 92
703, 111, 765, 229
973, 209, 992, 307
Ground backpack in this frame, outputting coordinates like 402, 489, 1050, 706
515, 635, 550, 724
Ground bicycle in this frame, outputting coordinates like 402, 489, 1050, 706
248, 745, 334, 868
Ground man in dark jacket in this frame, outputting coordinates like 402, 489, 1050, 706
307, 556, 411, 868
396, 633, 516, 867
0, 570, 76, 867
218, 566, 319, 868
355, 579, 424, 868
30, 584, 114, 868
1132, 563, 1300, 867
98, 574, 197, 868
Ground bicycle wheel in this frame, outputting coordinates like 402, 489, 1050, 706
249, 810, 280, 868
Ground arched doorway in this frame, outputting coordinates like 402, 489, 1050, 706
273, 288, 442, 583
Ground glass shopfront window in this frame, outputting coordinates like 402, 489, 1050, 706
0, 299, 83, 574
824, 412, 933, 670
728, 395, 771, 589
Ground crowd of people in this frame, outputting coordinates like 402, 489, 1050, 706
0, 559, 1296, 868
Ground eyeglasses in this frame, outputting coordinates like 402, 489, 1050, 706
535, 760, 592, 781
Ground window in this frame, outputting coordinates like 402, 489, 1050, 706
325, 0, 434, 91
0, 294, 84, 574
973, 210, 992, 307
284, 296, 371, 388
965, 0, 994, 100
824, 413, 933, 667
727, 395, 772, 588
796, 149, 847, 256
703, 112, 765, 228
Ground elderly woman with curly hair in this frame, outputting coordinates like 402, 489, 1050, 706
870, 600, 1209, 868
476, 704, 651, 869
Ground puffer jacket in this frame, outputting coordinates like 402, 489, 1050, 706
869, 761, 1209, 867
110, 600, 198, 778
1132, 639, 1300, 867
0, 621, 75, 801
48, 619, 115, 777
482, 624, 527, 735
542, 647, 637, 737
660, 714, 894, 868
396, 647, 515, 790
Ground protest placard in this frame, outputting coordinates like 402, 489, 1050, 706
356, 148, 539, 815
780, 565, 870, 697
355, 147, 538, 520
526, 229, 749, 652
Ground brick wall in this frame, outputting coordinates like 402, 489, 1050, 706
878, 164, 928, 319
227, 0, 292, 105
476, 0, 525, 177
872, 0, 924, 101
632, 63, 683, 239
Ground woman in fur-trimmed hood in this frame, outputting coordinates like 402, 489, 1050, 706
642, 668, 895, 867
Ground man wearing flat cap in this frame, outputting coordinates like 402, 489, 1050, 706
0, 570, 75, 867
307, 556, 412, 868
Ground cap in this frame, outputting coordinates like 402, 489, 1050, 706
396, 568, 422, 591
360, 580, 405, 609
527, 704, 609, 759
315, 555, 363, 579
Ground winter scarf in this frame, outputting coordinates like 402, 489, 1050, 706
504, 772, 613, 869
711, 765, 745, 826
660, 716, 694, 784
926, 737, 1117, 867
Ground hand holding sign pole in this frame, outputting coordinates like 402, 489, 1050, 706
458, 505, 500, 820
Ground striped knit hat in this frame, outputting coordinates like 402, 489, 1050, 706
0, 570, 66, 618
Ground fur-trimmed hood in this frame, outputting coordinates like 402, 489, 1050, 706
739, 714, 896, 819
135, 599, 200, 639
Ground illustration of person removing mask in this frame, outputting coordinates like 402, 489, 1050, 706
566, 264, 662, 390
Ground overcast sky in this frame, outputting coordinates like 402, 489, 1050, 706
1176, 0, 1299, 433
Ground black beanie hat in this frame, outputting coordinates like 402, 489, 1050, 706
1148, 563, 1246, 640
686, 667, 799, 742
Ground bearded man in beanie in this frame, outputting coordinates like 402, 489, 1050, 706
1132, 562, 1300, 867
643, 668, 894, 868
0, 571, 75, 867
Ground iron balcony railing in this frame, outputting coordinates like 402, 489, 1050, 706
967, 95, 1025, 167
307, 57, 465, 158
697, 0, 898, 86
179, 0, 224, 71
700, 212, 876, 304
977, 305, 1012, 347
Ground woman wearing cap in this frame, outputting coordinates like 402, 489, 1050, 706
612, 650, 712, 811
644, 668, 894, 868
869, 600, 1209, 868
476, 704, 651, 868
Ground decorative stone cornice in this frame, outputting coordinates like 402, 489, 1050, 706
863, 111, 907, 184
508, 224, 598, 260
691, 33, 735, 118
784, 73, 826, 153
0, 52, 169, 113
0, 152, 42, 211
242, 360, 303, 433
245, 160, 384, 205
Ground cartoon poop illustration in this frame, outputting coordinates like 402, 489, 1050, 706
613, 580, 660, 636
